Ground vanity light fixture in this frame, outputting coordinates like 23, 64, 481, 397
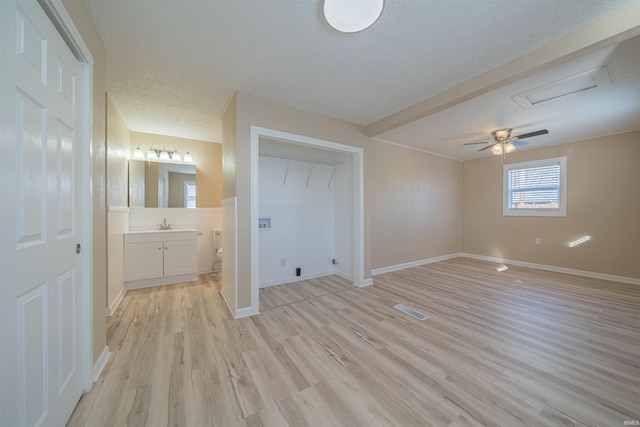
158, 148, 170, 161
171, 150, 182, 162
146, 147, 158, 160
133, 145, 145, 159
323, 0, 384, 33
183, 150, 193, 163
139, 146, 193, 163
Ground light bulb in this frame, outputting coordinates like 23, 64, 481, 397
183, 150, 193, 163
171, 151, 182, 162
159, 149, 170, 161
133, 145, 145, 159
492, 144, 503, 155
505, 143, 516, 153
146, 149, 158, 160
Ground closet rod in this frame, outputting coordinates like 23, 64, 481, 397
260, 152, 342, 187
259, 152, 341, 167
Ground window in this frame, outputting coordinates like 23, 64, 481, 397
503, 156, 566, 217
184, 181, 196, 208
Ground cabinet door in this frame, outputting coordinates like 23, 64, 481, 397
124, 241, 164, 281
164, 240, 197, 277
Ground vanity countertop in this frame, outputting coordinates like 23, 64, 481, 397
124, 228, 198, 235
124, 228, 198, 244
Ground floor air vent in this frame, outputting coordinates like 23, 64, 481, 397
394, 304, 429, 320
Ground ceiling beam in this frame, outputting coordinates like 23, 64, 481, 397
364, 2, 640, 138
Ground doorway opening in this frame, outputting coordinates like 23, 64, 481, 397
250, 126, 366, 314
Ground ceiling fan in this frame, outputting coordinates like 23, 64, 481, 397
465, 128, 549, 160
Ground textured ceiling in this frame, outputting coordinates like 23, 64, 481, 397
84, 0, 640, 158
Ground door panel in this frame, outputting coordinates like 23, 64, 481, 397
56, 118, 75, 237
16, 90, 47, 247
17, 285, 49, 427
1, 0, 86, 425
57, 269, 77, 392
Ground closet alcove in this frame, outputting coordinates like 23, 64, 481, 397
257, 137, 355, 288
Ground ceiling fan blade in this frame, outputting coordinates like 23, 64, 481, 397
478, 143, 496, 152
511, 140, 528, 147
514, 129, 548, 139
464, 141, 491, 145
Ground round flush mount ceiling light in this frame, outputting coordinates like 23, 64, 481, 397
323, 0, 384, 33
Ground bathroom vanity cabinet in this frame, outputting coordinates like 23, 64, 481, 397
124, 229, 198, 289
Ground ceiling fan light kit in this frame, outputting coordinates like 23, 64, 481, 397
491, 142, 516, 155
464, 128, 549, 162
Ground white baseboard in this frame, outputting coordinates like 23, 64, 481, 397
335, 271, 353, 281
371, 253, 461, 276
335, 271, 374, 288
105, 287, 126, 317
460, 253, 640, 286
259, 270, 335, 288
234, 305, 260, 319
92, 346, 110, 383
220, 287, 259, 319
358, 278, 374, 287
370, 252, 639, 286
220, 288, 234, 317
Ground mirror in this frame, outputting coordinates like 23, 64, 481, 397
128, 160, 196, 208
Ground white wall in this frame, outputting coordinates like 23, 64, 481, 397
258, 156, 337, 287
333, 157, 354, 280
221, 197, 237, 315
128, 208, 222, 274
106, 207, 129, 316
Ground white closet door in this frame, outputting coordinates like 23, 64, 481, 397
0, 0, 86, 425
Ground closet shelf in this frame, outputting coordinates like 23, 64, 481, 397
260, 152, 342, 188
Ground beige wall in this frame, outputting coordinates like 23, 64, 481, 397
462, 131, 640, 279
369, 141, 461, 269
129, 132, 222, 207
221, 95, 237, 308
222, 94, 237, 199
63, 0, 107, 364
106, 95, 129, 206
229, 92, 463, 309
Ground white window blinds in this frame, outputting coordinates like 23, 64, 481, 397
507, 164, 560, 209
503, 157, 567, 217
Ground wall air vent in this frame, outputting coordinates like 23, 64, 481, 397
512, 67, 611, 110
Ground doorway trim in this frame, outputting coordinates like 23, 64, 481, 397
38, 0, 94, 392
250, 126, 366, 314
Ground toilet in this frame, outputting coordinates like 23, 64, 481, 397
212, 229, 223, 272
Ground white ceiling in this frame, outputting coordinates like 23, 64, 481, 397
83, 0, 640, 160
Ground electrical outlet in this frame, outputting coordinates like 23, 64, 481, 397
280, 257, 286, 267
535, 237, 541, 245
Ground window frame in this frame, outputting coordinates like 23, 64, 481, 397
502, 156, 567, 217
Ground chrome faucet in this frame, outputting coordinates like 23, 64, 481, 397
159, 217, 172, 230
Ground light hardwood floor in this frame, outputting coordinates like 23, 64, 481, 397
68, 258, 640, 426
